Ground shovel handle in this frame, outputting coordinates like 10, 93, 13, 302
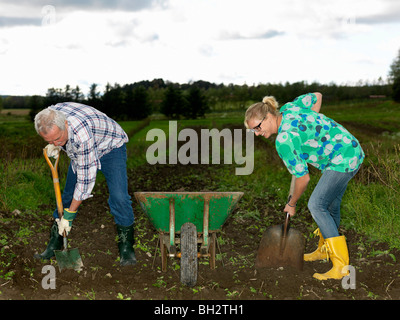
43, 149, 67, 242
282, 176, 295, 245
279, 213, 290, 256
43, 149, 63, 216
279, 175, 297, 256
283, 212, 290, 235
283, 175, 296, 223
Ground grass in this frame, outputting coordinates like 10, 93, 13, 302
321, 100, 400, 247
343, 145, 400, 247
1, 160, 53, 211
0, 98, 400, 283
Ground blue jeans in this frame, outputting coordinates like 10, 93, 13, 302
307, 168, 359, 239
53, 144, 134, 227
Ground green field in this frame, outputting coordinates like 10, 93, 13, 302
1, 99, 400, 277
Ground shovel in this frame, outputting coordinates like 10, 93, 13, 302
44, 148, 83, 272
255, 175, 305, 271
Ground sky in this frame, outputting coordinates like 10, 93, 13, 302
0, 0, 399, 96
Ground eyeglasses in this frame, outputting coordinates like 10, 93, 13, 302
249, 116, 266, 133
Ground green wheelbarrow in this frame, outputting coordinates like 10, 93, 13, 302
134, 191, 243, 287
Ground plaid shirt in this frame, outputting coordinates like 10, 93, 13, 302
50, 102, 128, 201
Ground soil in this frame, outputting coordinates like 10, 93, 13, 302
2, 125, 400, 304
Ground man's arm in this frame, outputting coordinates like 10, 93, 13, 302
68, 198, 82, 212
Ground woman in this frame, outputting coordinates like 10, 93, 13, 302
244, 92, 364, 280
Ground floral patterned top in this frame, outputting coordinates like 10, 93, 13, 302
275, 93, 364, 177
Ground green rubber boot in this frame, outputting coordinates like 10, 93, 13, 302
34, 220, 63, 260
116, 224, 137, 266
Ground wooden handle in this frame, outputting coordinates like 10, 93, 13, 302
43, 149, 63, 218
283, 175, 296, 233
44, 148, 68, 243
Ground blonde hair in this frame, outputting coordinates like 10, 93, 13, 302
244, 96, 280, 129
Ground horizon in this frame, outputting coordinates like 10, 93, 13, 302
0, 77, 392, 99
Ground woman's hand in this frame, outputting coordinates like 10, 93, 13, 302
284, 174, 310, 217
284, 203, 296, 217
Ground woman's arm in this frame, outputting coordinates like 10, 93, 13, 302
284, 173, 310, 217
311, 92, 323, 113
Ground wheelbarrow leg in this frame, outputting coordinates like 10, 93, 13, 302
209, 232, 216, 269
169, 198, 176, 255
200, 198, 210, 255
202, 198, 217, 269
160, 233, 167, 272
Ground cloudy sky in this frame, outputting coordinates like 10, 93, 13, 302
0, 0, 399, 96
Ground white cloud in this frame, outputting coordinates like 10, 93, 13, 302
0, 0, 399, 95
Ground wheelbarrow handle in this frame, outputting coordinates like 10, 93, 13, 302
43, 149, 67, 242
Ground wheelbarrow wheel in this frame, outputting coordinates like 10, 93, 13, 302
180, 222, 197, 287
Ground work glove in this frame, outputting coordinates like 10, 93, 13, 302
45, 144, 61, 159
56, 209, 77, 236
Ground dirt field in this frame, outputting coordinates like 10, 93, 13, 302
0, 109, 30, 116
1, 159, 400, 304
1, 121, 400, 312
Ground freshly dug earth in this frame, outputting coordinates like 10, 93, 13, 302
1, 161, 400, 301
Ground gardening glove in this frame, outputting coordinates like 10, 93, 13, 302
45, 144, 61, 159
56, 209, 77, 236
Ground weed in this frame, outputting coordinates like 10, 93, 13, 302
84, 289, 96, 300
225, 289, 240, 299
152, 276, 167, 288
116, 292, 131, 300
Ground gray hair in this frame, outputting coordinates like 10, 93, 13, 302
34, 107, 67, 134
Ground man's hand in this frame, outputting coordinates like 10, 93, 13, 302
45, 144, 61, 159
56, 209, 77, 236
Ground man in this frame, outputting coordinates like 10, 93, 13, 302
33, 102, 136, 266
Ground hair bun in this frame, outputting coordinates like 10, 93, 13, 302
262, 96, 272, 104
262, 96, 279, 112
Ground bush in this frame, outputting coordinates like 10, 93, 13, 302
392, 77, 400, 102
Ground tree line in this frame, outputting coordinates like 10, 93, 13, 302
0, 78, 396, 122
2, 47, 400, 120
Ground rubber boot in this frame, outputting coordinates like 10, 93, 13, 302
33, 220, 63, 260
313, 235, 349, 280
116, 224, 137, 266
304, 228, 327, 262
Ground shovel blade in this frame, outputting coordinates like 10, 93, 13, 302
54, 248, 84, 272
255, 224, 305, 271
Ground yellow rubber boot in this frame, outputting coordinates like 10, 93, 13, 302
304, 229, 326, 262
313, 235, 349, 280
